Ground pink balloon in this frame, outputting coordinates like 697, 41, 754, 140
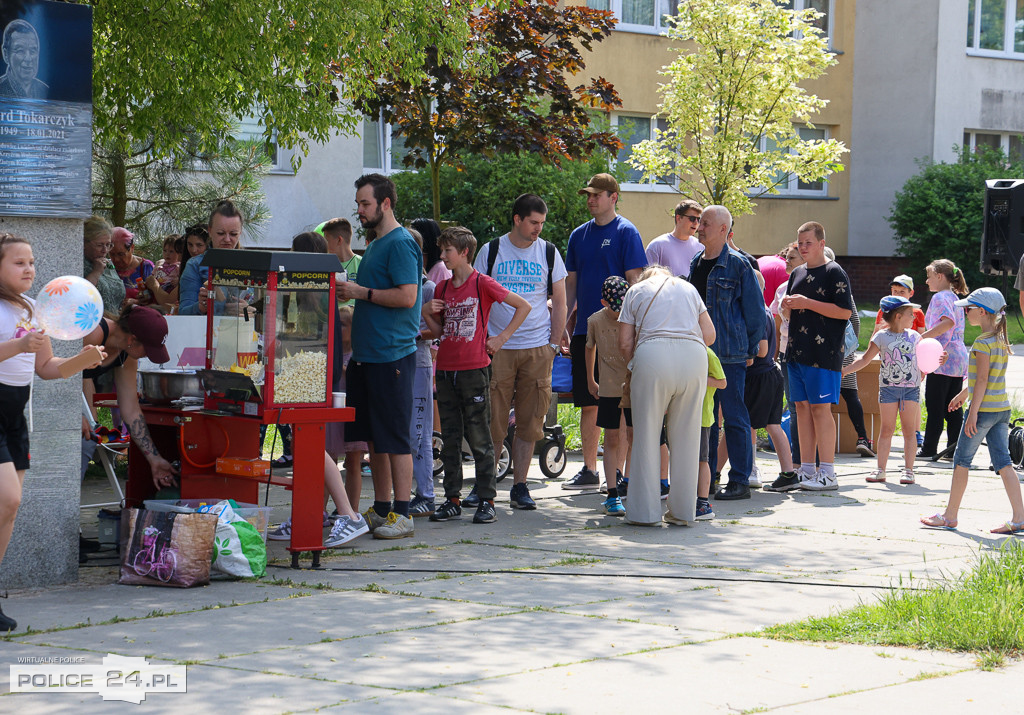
916, 337, 943, 375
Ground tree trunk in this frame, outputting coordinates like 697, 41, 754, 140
430, 156, 441, 223
111, 152, 128, 227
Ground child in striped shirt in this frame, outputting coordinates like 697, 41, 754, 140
921, 287, 1024, 534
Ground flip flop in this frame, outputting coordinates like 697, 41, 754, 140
920, 513, 957, 530
990, 521, 1024, 535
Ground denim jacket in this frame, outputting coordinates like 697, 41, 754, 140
690, 247, 764, 364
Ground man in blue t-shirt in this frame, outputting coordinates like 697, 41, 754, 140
338, 173, 422, 540
563, 173, 647, 490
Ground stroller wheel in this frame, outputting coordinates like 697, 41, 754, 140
432, 432, 444, 477
496, 440, 511, 482
539, 439, 566, 479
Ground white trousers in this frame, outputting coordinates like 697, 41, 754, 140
625, 338, 708, 525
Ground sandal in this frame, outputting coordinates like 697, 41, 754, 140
920, 513, 957, 530
990, 521, 1024, 535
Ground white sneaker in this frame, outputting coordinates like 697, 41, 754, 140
267, 520, 292, 541
324, 515, 369, 547
865, 469, 887, 483
748, 464, 762, 489
899, 468, 916, 485
796, 469, 818, 489
800, 470, 838, 491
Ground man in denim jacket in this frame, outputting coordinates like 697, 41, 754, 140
689, 205, 764, 500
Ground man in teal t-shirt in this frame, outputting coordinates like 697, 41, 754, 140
337, 174, 422, 540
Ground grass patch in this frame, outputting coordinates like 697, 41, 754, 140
763, 544, 1024, 659
558, 404, 582, 451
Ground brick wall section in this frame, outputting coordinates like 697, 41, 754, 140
838, 256, 912, 305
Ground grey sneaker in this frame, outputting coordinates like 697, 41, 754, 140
324, 515, 369, 547
409, 495, 436, 518
267, 520, 292, 541
373, 512, 415, 540
361, 507, 387, 533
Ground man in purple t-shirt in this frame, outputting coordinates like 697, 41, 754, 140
644, 199, 703, 278
563, 173, 647, 490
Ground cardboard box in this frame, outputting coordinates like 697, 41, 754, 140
215, 457, 271, 478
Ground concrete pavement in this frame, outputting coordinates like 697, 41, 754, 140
5, 353, 1024, 712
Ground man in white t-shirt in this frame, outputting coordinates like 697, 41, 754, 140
644, 199, 703, 278
472, 194, 567, 509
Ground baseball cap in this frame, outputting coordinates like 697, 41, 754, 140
578, 173, 620, 196
602, 275, 628, 312
890, 274, 914, 291
124, 305, 170, 364
880, 295, 920, 312
954, 286, 1006, 314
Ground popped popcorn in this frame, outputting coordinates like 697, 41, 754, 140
273, 350, 327, 403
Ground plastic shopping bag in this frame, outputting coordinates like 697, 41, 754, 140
202, 500, 267, 579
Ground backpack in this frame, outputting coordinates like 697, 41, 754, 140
485, 236, 558, 296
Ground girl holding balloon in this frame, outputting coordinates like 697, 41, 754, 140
921, 287, 1024, 534
918, 259, 969, 458
0, 234, 105, 633
844, 296, 926, 484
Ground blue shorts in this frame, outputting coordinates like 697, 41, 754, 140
952, 409, 1012, 471
879, 385, 920, 405
787, 362, 840, 405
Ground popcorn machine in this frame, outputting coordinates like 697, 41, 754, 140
200, 248, 343, 415
124, 249, 353, 567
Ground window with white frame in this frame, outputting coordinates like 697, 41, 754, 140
586, 0, 678, 34
966, 0, 1024, 57
362, 115, 412, 174
963, 130, 1024, 162
757, 125, 831, 197
235, 115, 293, 173
614, 114, 676, 189
781, 0, 833, 44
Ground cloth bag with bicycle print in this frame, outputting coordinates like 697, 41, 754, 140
118, 508, 217, 588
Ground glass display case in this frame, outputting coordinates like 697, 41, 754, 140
200, 249, 344, 415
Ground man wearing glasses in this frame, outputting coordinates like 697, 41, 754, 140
644, 200, 703, 279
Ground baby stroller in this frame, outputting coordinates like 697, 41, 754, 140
432, 403, 567, 481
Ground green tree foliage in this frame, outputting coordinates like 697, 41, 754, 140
392, 151, 617, 253
889, 146, 1024, 295
357, 0, 622, 221
72, 0, 481, 230
92, 136, 271, 252
629, 0, 847, 216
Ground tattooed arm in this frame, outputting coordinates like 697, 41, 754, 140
114, 359, 178, 488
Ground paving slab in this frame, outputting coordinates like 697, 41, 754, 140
219, 610, 695, 690
437, 637, 976, 714
774, 659, 1024, 713
16, 591, 514, 661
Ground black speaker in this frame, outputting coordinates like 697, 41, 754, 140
980, 178, 1024, 275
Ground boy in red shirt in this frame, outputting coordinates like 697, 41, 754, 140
872, 274, 926, 335
423, 227, 530, 524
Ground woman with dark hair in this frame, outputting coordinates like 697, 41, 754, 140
178, 202, 245, 315
178, 223, 209, 280
412, 218, 450, 285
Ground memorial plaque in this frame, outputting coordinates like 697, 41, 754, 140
0, 0, 92, 219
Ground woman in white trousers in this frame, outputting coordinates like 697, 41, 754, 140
619, 266, 715, 525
